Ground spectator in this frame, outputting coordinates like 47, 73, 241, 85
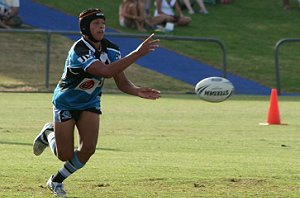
283, 0, 290, 9
119, 0, 147, 32
144, 0, 152, 17
180, 0, 208, 14
149, 0, 192, 28
0, 0, 22, 28
283, 0, 300, 9
220, 0, 231, 3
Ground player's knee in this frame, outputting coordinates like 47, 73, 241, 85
57, 151, 73, 162
80, 145, 96, 158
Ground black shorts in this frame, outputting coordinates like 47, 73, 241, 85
53, 106, 102, 123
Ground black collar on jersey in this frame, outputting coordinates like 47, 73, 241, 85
82, 37, 108, 55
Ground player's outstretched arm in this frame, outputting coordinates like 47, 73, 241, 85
114, 71, 161, 100
136, 87, 161, 100
87, 34, 160, 78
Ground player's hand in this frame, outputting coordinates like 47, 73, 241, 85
137, 87, 161, 100
134, 34, 160, 56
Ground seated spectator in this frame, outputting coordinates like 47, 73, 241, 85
220, 0, 231, 3
144, 0, 152, 17
282, 0, 300, 9
180, 0, 208, 14
119, 0, 147, 32
283, 0, 290, 9
0, 0, 22, 28
149, 0, 192, 28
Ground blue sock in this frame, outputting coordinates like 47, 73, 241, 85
52, 151, 85, 183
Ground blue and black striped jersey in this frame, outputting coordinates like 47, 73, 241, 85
52, 37, 121, 110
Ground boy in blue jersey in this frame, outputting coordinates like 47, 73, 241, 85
32, 8, 160, 197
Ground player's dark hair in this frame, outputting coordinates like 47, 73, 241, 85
79, 8, 105, 42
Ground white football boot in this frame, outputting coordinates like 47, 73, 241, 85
47, 175, 67, 197
33, 122, 53, 156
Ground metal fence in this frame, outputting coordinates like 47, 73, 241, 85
0, 29, 227, 91
2, 29, 300, 94
274, 38, 300, 95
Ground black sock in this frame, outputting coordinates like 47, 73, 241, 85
42, 132, 48, 143
52, 172, 66, 183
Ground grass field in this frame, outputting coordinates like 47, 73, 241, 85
1, 1, 300, 197
1, 92, 300, 197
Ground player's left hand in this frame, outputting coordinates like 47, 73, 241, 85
137, 87, 161, 100
134, 34, 160, 56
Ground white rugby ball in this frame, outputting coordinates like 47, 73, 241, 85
195, 77, 234, 102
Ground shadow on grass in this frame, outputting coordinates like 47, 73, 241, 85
0, 141, 120, 151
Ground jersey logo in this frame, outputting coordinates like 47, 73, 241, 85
115, 53, 121, 60
100, 53, 109, 63
60, 110, 72, 121
75, 78, 100, 94
79, 79, 95, 90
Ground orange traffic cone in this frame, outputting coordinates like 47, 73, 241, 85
266, 89, 281, 124
260, 89, 286, 125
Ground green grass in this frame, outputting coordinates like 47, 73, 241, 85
31, 0, 300, 93
1, 2, 300, 197
1, 92, 300, 197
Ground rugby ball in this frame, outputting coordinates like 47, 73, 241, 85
195, 77, 234, 102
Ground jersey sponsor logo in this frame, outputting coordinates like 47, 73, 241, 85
75, 78, 101, 94
79, 79, 95, 90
